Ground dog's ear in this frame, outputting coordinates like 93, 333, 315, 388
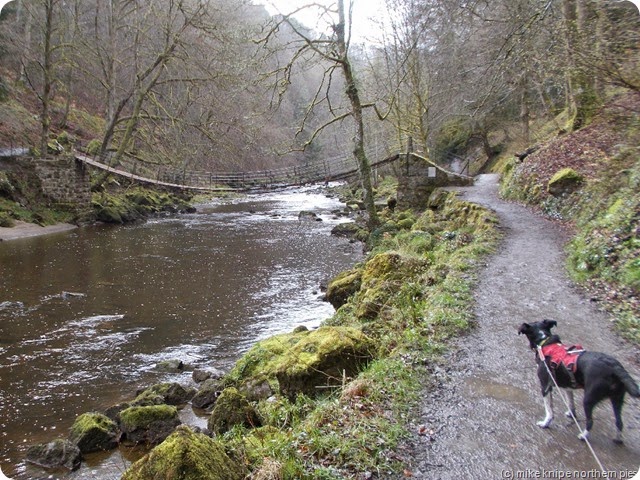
518, 323, 530, 335
542, 319, 557, 329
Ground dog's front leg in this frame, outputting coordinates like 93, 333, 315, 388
537, 391, 554, 428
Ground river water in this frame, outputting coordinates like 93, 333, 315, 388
0, 186, 363, 479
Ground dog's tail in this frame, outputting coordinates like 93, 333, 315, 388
614, 364, 640, 398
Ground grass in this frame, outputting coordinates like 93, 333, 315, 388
211, 190, 500, 479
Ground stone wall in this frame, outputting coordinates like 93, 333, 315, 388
397, 153, 473, 209
0, 154, 91, 209
33, 156, 91, 207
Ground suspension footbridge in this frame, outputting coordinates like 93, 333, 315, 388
75, 148, 471, 193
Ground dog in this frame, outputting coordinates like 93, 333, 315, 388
518, 319, 639, 443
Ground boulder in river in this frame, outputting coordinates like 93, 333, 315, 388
121, 425, 246, 480
298, 210, 322, 221
68, 412, 120, 453
154, 359, 186, 373
330, 221, 362, 239
191, 379, 220, 410
25, 439, 81, 471
119, 405, 181, 445
134, 382, 195, 406
192, 367, 225, 383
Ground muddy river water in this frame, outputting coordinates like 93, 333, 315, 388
0, 187, 362, 479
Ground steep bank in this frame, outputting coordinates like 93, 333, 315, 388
499, 92, 640, 343
396, 174, 640, 478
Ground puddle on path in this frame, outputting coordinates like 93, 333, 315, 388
463, 374, 530, 404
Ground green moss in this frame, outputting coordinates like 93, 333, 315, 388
68, 412, 119, 453
119, 405, 179, 432
86, 139, 101, 156
225, 330, 307, 387
134, 383, 193, 406
91, 187, 193, 224
548, 168, 583, 195
207, 387, 261, 434
225, 326, 375, 400
121, 425, 245, 480
0, 211, 15, 227
324, 268, 362, 309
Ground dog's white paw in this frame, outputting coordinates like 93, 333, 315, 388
578, 430, 589, 441
537, 419, 552, 428
565, 410, 576, 419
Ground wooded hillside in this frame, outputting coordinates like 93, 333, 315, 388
0, 0, 638, 174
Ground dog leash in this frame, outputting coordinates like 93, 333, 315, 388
537, 346, 607, 473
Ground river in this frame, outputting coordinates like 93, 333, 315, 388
0, 186, 363, 479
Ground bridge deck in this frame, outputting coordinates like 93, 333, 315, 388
76, 151, 471, 192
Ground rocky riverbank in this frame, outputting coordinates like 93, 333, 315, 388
21, 185, 499, 478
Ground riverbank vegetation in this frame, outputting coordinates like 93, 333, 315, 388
114, 187, 499, 479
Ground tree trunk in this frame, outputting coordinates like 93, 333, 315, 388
520, 74, 530, 145
563, 0, 599, 130
337, 0, 380, 230
40, 0, 54, 156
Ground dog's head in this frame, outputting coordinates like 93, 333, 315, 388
518, 319, 558, 350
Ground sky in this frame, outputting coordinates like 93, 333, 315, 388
0, 0, 387, 42
1, 0, 639, 25
255, 0, 388, 43
0, 0, 638, 39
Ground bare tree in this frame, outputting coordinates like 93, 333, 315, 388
258, 0, 382, 229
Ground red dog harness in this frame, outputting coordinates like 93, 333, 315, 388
539, 342, 584, 373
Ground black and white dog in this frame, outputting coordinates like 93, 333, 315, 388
519, 319, 639, 443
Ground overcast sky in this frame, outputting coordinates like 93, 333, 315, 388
257, 0, 388, 43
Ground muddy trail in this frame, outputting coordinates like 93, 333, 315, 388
396, 174, 640, 479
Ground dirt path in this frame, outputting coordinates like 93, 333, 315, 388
397, 174, 640, 479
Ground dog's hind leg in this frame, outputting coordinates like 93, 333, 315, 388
579, 395, 596, 442
537, 392, 554, 428
564, 389, 577, 420
610, 392, 626, 445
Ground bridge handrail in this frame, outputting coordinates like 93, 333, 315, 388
75, 142, 473, 192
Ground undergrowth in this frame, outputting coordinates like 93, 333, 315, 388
498, 93, 640, 344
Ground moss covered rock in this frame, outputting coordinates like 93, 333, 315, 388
68, 412, 120, 453
121, 425, 245, 480
95, 203, 124, 223
191, 379, 220, 410
274, 327, 375, 399
207, 387, 261, 434
91, 188, 194, 224
119, 405, 181, 445
134, 383, 195, 406
226, 326, 375, 400
0, 211, 15, 227
25, 439, 81, 471
353, 252, 429, 319
325, 268, 362, 309
155, 359, 186, 373
548, 168, 583, 196
330, 222, 363, 239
